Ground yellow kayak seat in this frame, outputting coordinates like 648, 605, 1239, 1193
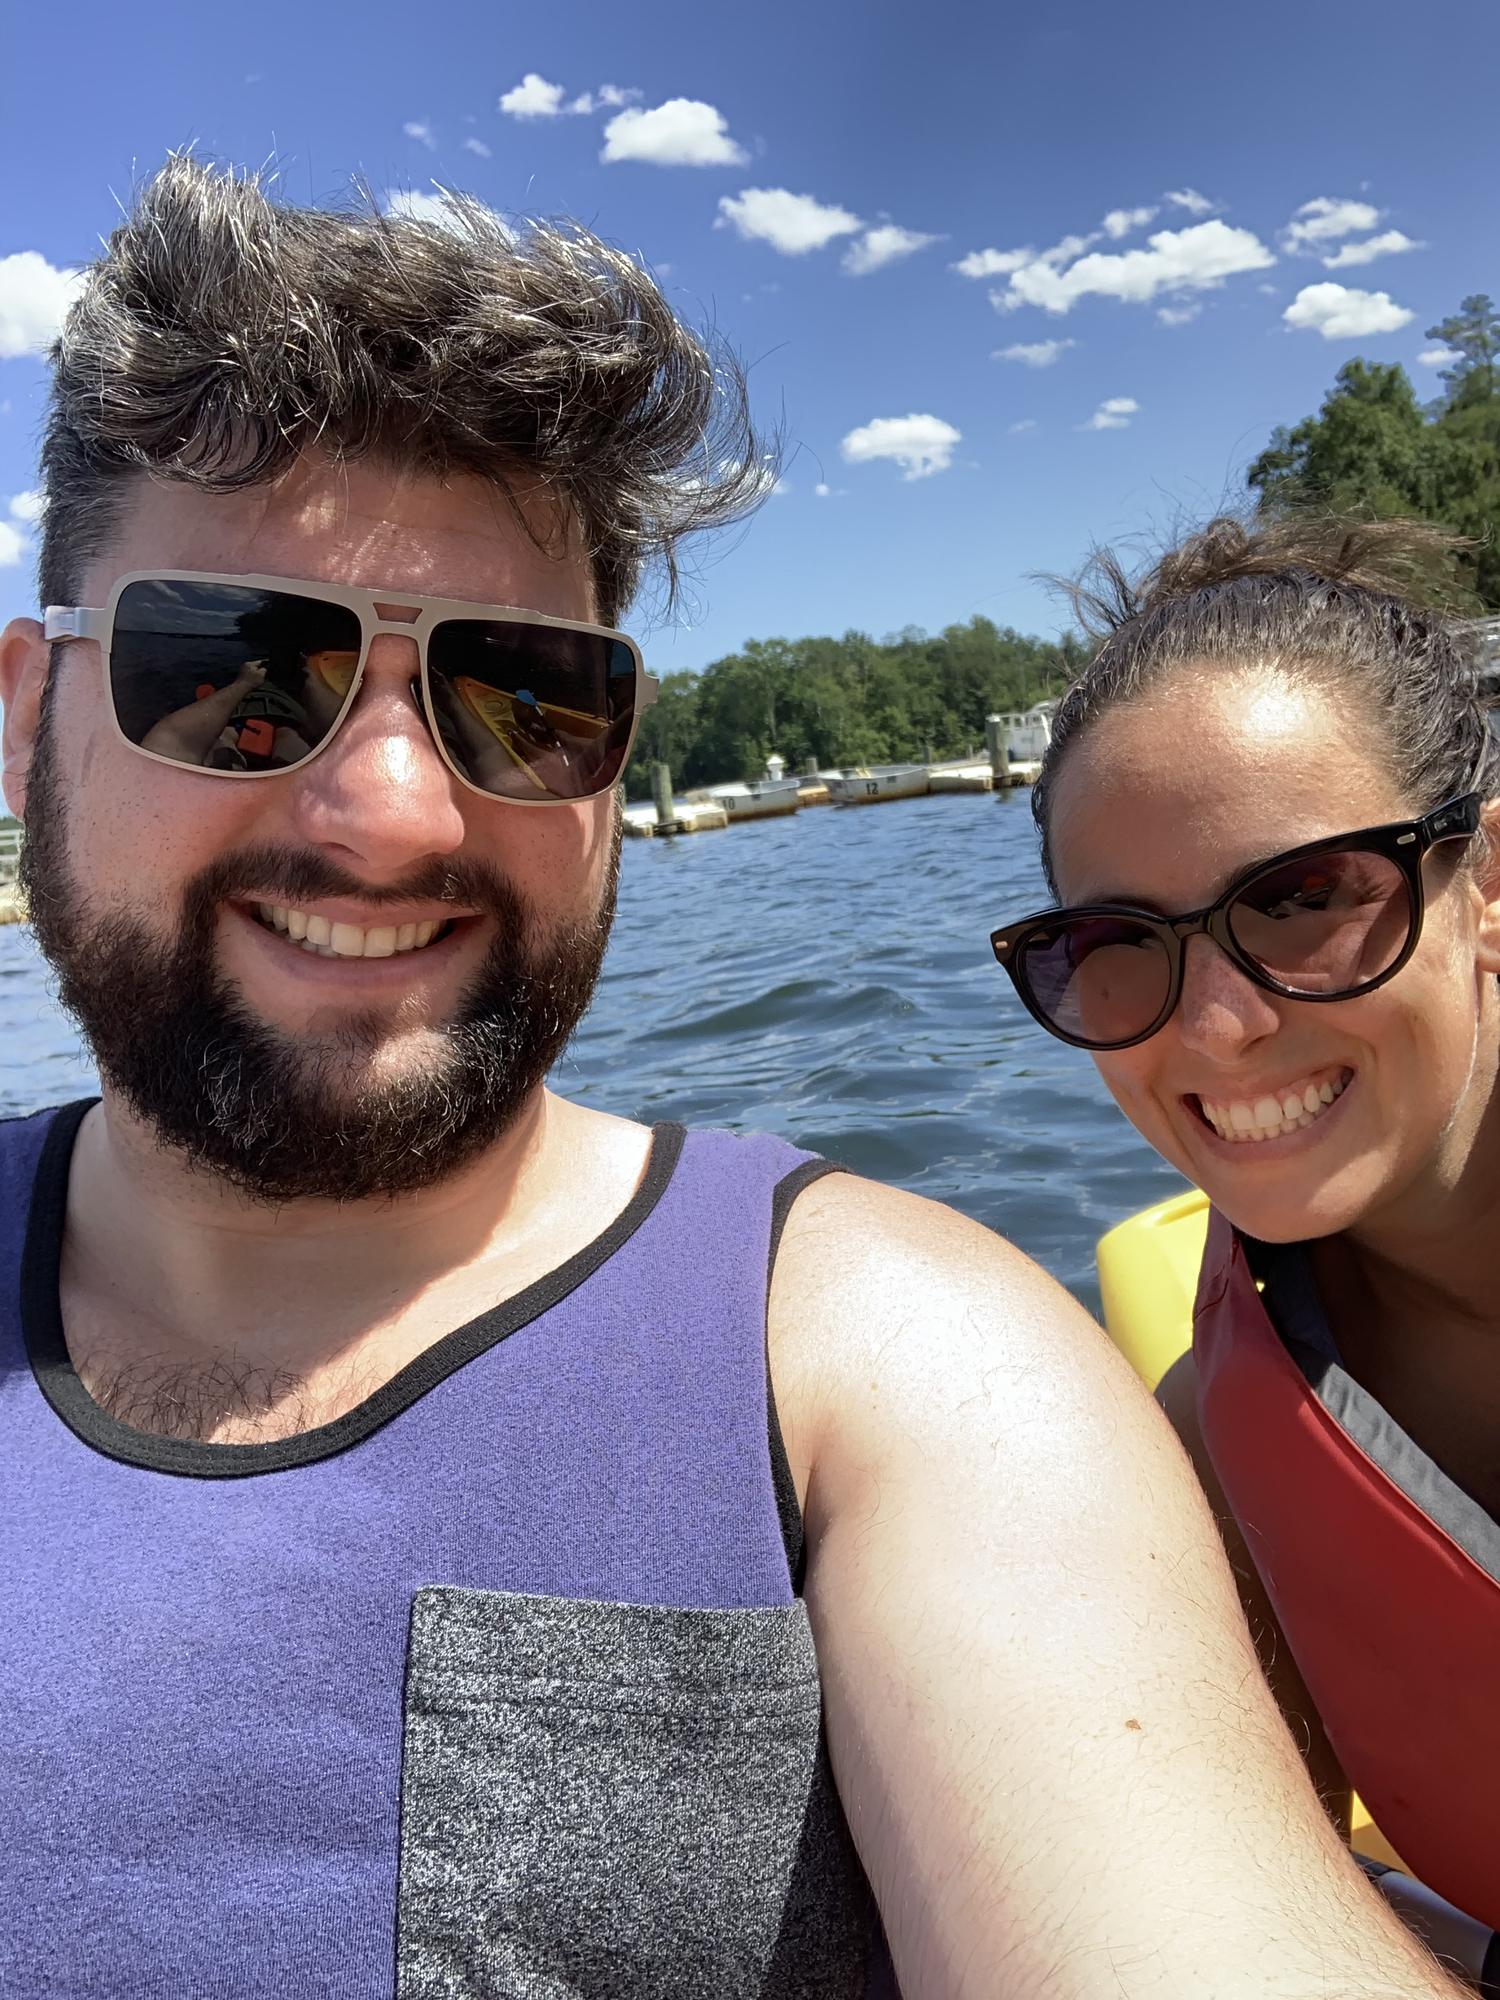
1096, 1191, 1405, 1873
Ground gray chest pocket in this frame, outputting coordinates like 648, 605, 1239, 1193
397, 1587, 880, 1999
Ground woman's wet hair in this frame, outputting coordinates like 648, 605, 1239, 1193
1032, 515, 1499, 893
38, 156, 772, 628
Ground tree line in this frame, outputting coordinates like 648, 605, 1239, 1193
625, 623, 1090, 799
625, 292, 1500, 799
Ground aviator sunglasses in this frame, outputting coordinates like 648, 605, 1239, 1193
990, 792, 1483, 1052
43, 570, 657, 806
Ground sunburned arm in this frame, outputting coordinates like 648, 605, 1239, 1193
1156, 1351, 1352, 1833
771, 1176, 1462, 1999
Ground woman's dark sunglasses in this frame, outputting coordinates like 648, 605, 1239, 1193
990, 793, 1483, 1051
43, 570, 657, 807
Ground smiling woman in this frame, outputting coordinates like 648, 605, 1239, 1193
992, 513, 1500, 1947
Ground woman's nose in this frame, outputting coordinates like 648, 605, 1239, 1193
1173, 933, 1283, 1060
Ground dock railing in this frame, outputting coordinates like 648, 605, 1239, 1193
0, 825, 22, 885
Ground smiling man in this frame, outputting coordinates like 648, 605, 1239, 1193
0, 160, 1471, 1999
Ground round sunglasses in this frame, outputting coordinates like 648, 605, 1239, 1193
990, 793, 1483, 1052
43, 571, 657, 807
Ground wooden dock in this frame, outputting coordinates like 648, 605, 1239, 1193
0, 825, 21, 925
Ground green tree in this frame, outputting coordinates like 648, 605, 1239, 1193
1425, 294, 1500, 404
1248, 296, 1500, 608
623, 616, 1080, 797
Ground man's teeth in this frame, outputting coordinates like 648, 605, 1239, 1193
255, 904, 445, 958
1200, 1073, 1348, 1143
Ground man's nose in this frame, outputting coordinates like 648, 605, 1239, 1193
283, 637, 467, 874
1173, 932, 1283, 1061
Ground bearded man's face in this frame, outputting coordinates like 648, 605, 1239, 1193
7, 460, 622, 1202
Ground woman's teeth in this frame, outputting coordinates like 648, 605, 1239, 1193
255, 904, 447, 958
1199, 1072, 1349, 1144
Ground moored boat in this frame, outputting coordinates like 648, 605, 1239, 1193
699, 777, 803, 822
827, 763, 931, 806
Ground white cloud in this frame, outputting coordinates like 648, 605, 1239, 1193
0, 251, 84, 358
814, 482, 831, 497
1257, 283, 1279, 296
1156, 300, 1202, 326
841, 224, 940, 276
601, 98, 747, 167
386, 189, 456, 228
841, 413, 961, 481
1164, 188, 1215, 216
404, 120, 437, 149
1081, 396, 1139, 431
568, 93, 596, 114
953, 245, 1034, 279
716, 188, 862, 255
1283, 282, 1414, 339
462, 137, 491, 159
384, 188, 510, 237
1008, 419, 1038, 434
499, 73, 567, 119
992, 220, 1274, 316
597, 84, 641, 109
957, 228, 1105, 283
1282, 196, 1381, 252
1418, 345, 1462, 368
1102, 205, 1157, 239
1321, 229, 1422, 270
0, 520, 25, 567
9, 490, 43, 523
993, 338, 1075, 367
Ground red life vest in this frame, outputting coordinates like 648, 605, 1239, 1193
1193, 1207, 1500, 1931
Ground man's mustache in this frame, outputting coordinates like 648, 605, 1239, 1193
183, 845, 528, 923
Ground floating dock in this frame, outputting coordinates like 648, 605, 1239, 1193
0, 826, 20, 924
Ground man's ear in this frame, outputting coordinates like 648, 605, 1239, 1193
1473, 796, 1500, 975
0, 617, 48, 822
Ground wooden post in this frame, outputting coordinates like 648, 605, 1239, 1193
985, 715, 1014, 791
651, 762, 680, 833
803, 756, 819, 777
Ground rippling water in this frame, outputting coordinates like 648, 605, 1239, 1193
0, 793, 1188, 1311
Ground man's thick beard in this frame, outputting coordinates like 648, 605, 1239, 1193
20, 717, 619, 1204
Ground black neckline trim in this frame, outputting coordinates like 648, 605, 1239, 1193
20, 1103, 687, 1479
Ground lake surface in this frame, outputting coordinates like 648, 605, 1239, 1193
0, 792, 1188, 1312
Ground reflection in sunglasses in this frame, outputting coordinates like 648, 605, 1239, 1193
307, 649, 360, 700
446, 677, 608, 795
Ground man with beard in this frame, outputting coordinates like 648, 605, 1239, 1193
0, 161, 1470, 2000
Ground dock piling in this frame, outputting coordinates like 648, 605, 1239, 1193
651, 762, 683, 836
985, 716, 1015, 792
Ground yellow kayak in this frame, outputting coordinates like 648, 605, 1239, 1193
1096, 1192, 1403, 1870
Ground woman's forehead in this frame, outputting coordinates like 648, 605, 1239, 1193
1048, 671, 1410, 906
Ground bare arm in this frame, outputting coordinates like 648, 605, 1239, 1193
1156, 1351, 1352, 1832
771, 1175, 1462, 1998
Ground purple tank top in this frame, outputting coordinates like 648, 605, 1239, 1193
0, 1100, 890, 1997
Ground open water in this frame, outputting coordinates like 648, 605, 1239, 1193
0, 791, 1188, 1313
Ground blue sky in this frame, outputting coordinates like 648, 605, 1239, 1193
2, 0, 1495, 674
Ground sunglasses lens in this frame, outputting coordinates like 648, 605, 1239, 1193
426, 620, 637, 802
1228, 848, 1413, 993
110, 580, 362, 773
1017, 916, 1173, 1046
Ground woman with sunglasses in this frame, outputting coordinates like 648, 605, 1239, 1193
991, 516, 1500, 1955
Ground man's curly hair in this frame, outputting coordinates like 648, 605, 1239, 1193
39, 157, 773, 626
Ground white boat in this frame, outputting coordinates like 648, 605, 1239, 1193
827, 764, 931, 806
699, 777, 803, 822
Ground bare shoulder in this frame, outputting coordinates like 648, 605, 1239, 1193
768, 1169, 1135, 1504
